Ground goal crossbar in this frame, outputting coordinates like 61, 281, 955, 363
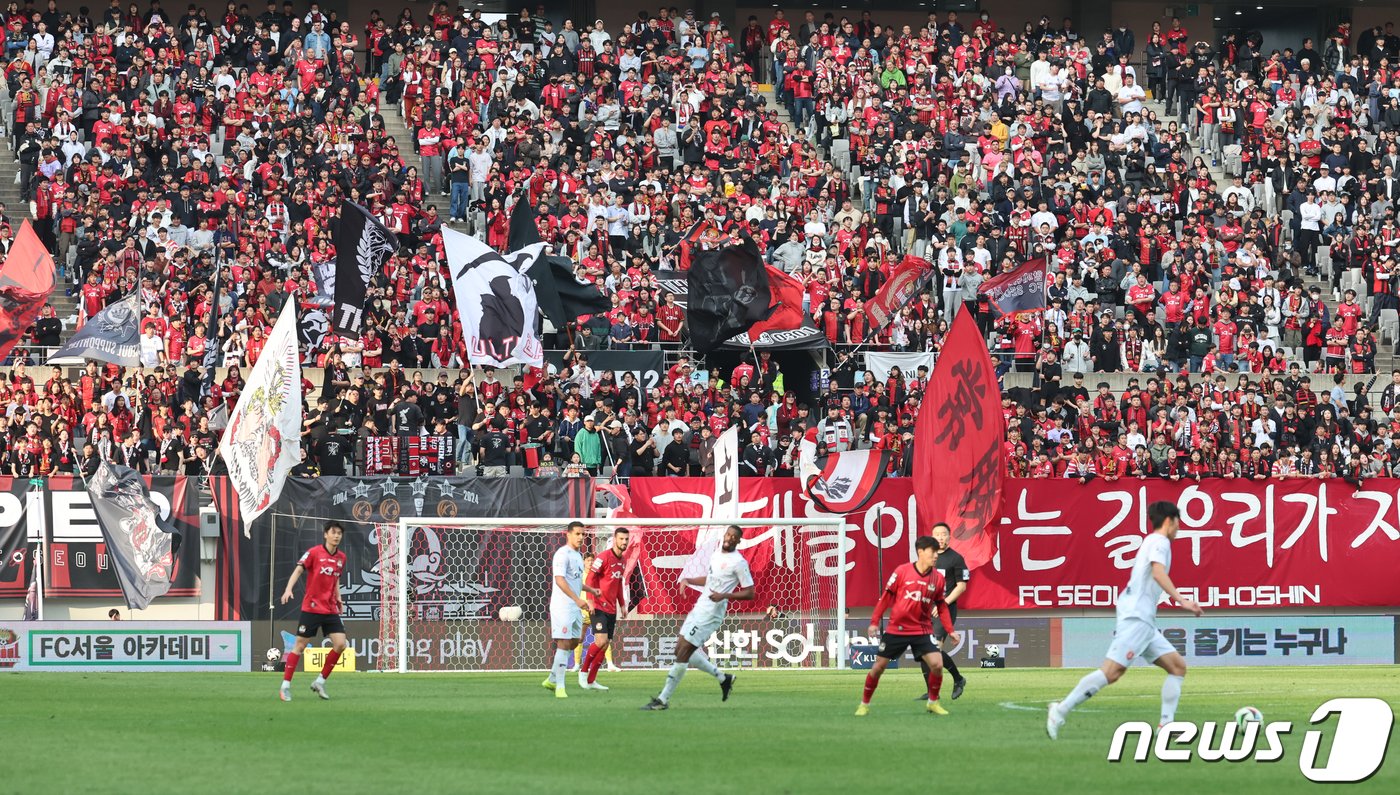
391, 517, 852, 673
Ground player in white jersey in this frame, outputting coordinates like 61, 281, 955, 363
1047, 501, 1203, 739
543, 522, 599, 699
642, 525, 753, 710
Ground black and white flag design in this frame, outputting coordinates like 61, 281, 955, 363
333, 201, 398, 337
48, 291, 141, 365
86, 461, 182, 610
444, 227, 545, 368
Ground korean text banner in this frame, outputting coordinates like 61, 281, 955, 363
626, 477, 1400, 611
1060, 616, 1394, 667
0, 622, 250, 672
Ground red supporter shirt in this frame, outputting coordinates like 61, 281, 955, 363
1213, 320, 1238, 355
297, 544, 347, 615
585, 546, 627, 615
873, 562, 955, 635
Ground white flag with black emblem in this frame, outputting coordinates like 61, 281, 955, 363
444, 227, 545, 368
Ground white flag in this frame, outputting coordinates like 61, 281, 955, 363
680, 426, 741, 586
444, 227, 545, 367
712, 425, 740, 520
218, 302, 302, 527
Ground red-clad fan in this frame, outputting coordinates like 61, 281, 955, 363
578, 527, 631, 690
856, 535, 959, 717
278, 522, 349, 703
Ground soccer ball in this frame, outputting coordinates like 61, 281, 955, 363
1235, 706, 1263, 723
498, 605, 523, 622
265, 647, 282, 663
985, 644, 1002, 659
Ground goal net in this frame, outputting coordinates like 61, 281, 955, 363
376, 518, 851, 672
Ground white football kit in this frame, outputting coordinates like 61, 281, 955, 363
550, 545, 585, 640
680, 549, 754, 646
1105, 532, 1177, 666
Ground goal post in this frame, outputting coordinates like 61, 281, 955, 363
382, 517, 852, 673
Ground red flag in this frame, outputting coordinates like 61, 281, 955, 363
864, 256, 933, 331
913, 311, 1004, 569
746, 265, 806, 339
0, 221, 55, 363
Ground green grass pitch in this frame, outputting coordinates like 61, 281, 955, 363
5, 666, 1397, 794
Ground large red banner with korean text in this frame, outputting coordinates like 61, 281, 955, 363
627, 478, 1400, 611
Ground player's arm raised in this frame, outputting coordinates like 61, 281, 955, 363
1151, 562, 1204, 616
280, 563, 304, 605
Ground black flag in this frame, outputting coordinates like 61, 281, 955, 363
333, 201, 398, 337
0, 500, 27, 590
687, 238, 773, 354
509, 195, 611, 327
48, 291, 141, 365
86, 461, 183, 610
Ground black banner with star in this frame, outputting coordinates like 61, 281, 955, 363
212, 476, 592, 620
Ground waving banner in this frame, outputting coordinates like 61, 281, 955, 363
49, 291, 141, 365
218, 302, 302, 525
629, 477, 1400, 612
804, 449, 893, 513
864, 256, 933, 332
333, 201, 399, 336
0, 220, 56, 362
914, 311, 1004, 570
445, 227, 546, 368
86, 462, 183, 609
979, 257, 1047, 318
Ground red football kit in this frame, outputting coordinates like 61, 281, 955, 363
297, 544, 347, 615
872, 562, 956, 636
586, 546, 627, 615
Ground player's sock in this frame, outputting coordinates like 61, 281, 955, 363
687, 649, 724, 680
941, 651, 963, 683
580, 644, 599, 676
586, 645, 606, 684
319, 649, 342, 680
927, 671, 943, 701
551, 648, 571, 690
1061, 669, 1110, 713
282, 652, 299, 683
1160, 674, 1184, 724
861, 673, 879, 705
658, 661, 687, 703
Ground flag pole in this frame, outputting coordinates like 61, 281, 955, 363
268, 511, 278, 657
31, 480, 45, 621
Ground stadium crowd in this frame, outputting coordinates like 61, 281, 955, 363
2, 2, 1400, 480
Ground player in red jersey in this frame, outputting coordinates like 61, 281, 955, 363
578, 528, 630, 690
856, 535, 960, 716
278, 523, 349, 702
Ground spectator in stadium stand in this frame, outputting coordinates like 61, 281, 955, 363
0, 3, 1387, 482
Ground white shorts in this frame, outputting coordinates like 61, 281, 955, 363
1105, 619, 1177, 667
550, 604, 582, 640
679, 609, 724, 647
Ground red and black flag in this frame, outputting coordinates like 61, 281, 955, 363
745, 265, 808, 340
864, 256, 934, 332
687, 237, 774, 354
803, 449, 894, 513
0, 220, 55, 363
912, 311, 1005, 570
978, 257, 1047, 319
